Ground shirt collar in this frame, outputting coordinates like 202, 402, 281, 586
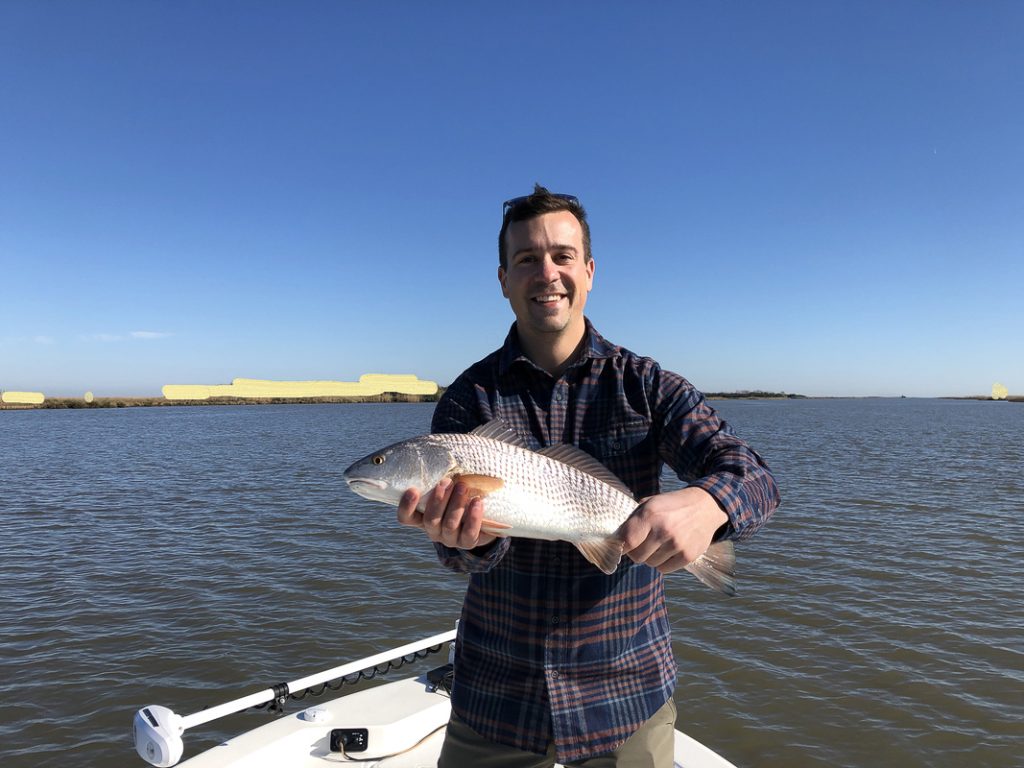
498, 317, 618, 376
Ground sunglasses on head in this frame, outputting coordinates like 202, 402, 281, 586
502, 193, 580, 218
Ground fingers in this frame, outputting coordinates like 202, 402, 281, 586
437, 485, 493, 549
452, 496, 490, 549
620, 500, 700, 573
653, 553, 691, 575
625, 531, 692, 572
623, 533, 663, 566
396, 488, 424, 528
421, 477, 455, 534
634, 539, 689, 572
437, 481, 470, 546
412, 478, 495, 550
619, 506, 655, 561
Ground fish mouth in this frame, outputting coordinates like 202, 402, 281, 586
346, 477, 388, 491
346, 477, 401, 505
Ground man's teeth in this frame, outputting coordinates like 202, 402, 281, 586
535, 295, 562, 302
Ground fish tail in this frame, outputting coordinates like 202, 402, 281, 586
575, 536, 625, 575
685, 540, 736, 596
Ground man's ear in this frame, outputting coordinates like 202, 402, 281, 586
498, 266, 509, 298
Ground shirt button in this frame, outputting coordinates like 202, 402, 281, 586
552, 616, 559, 624
551, 670, 559, 678
554, 390, 563, 401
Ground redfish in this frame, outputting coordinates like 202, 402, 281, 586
344, 420, 735, 594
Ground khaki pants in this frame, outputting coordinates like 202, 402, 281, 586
437, 698, 677, 768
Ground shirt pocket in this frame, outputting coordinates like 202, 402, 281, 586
578, 418, 652, 485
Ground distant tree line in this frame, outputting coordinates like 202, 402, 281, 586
11, 392, 445, 409
704, 391, 806, 399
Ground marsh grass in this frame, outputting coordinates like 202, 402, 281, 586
2, 392, 443, 409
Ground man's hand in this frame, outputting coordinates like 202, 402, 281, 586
619, 487, 729, 574
397, 477, 498, 551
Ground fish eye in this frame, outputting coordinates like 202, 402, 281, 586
372, 454, 385, 465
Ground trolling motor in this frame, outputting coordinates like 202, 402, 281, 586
133, 705, 184, 767
131, 629, 457, 766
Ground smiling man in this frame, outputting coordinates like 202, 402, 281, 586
397, 185, 780, 767
497, 205, 594, 377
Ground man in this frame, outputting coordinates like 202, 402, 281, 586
398, 186, 779, 767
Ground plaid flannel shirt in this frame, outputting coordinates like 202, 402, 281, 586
432, 319, 779, 762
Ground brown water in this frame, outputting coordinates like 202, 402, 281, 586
2, 400, 1021, 767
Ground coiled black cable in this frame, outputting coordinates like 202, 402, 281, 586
250, 643, 447, 713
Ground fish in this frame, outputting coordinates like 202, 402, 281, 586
343, 420, 736, 595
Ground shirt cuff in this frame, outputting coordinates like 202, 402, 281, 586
686, 474, 744, 540
434, 537, 510, 573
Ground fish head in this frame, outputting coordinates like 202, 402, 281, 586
343, 436, 455, 506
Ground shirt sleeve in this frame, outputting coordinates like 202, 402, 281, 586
433, 537, 511, 573
429, 374, 511, 572
652, 366, 780, 541
431, 374, 481, 435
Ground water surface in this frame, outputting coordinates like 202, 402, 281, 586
2, 399, 1021, 767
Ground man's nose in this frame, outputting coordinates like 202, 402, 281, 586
539, 255, 560, 282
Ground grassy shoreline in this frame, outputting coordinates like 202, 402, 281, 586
941, 395, 1023, 402
6, 390, 799, 409
4, 391, 1020, 410
705, 391, 807, 400
1, 393, 442, 409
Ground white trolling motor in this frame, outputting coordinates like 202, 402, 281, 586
133, 705, 184, 767
131, 629, 456, 767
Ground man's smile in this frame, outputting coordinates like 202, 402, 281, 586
532, 293, 566, 305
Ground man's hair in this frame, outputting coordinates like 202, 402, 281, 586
498, 184, 591, 270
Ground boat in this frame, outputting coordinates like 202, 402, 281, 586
133, 626, 737, 768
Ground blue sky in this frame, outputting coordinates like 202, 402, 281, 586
2, 1, 1021, 398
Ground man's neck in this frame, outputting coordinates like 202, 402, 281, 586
517, 324, 588, 379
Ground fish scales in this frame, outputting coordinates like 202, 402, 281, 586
343, 420, 737, 594
429, 433, 637, 539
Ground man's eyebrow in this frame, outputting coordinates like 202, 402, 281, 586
511, 243, 579, 259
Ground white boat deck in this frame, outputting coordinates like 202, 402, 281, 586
176, 669, 735, 768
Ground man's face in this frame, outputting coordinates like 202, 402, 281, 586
498, 210, 595, 341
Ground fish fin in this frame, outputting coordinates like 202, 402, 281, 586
449, 473, 508, 534
536, 445, 632, 496
469, 420, 529, 448
574, 536, 625, 575
452, 473, 505, 495
480, 518, 513, 535
684, 540, 737, 596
